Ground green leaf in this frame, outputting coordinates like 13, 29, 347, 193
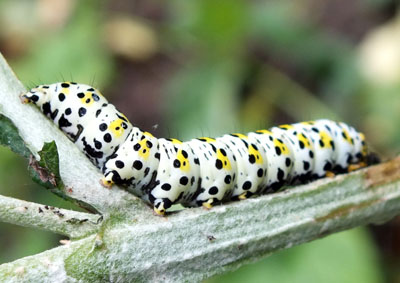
27, 141, 99, 213
0, 114, 31, 158
38, 141, 62, 184
29, 141, 65, 194
0, 114, 72, 204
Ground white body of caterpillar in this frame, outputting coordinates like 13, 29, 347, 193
23, 82, 370, 215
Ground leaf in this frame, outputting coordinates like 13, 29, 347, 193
29, 141, 65, 194
38, 141, 63, 185
26, 141, 100, 213
0, 114, 31, 158
0, 113, 84, 207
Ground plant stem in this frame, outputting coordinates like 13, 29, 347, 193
1, 159, 400, 282
0, 194, 101, 238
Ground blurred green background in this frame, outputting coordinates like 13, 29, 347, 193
0, 0, 399, 282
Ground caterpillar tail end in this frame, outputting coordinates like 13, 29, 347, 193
366, 152, 381, 166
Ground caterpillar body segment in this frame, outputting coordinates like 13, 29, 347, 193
149, 138, 200, 215
102, 128, 160, 199
296, 120, 335, 178
23, 82, 372, 216
247, 130, 293, 194
186, 137, 237, 208
217, 134, 267, 200
271, 125, 315, 183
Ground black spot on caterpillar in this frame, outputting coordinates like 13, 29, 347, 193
22, 82, 375, 216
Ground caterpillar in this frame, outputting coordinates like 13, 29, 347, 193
22, 82, 374, 215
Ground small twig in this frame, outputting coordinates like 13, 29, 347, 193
0, 195, 101, 238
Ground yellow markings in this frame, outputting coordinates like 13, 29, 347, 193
171, 138, 182, 144
342, 128, 353, 144
217, 149, 232, 170
199, 137, 216, 142
279, 124, 294, 130
109, 119, 126, 138
359, 132, 368, 155
62, 88, 70, 95
143, 131, 154, 137
273, 138, 290, 155
80, 92, 95, 106
301, 121, 315, 126
177, 150, 191, 172
138, 138, 151, 160
232, 133, 248, 139
297, 133, 312, 149
249, 144, 263, 164
319, 131, 333, 149
256, 129, 273, 135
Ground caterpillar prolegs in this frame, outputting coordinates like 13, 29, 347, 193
22, 82, 374, 215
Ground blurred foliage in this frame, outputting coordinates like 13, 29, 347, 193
1, 0, 115, 89
208, 228, 382, 283
0, 0, 399, 282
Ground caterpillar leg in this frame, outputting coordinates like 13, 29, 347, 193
101, 172, 115, 188
238, 191, 254, 200
348, 162, 367, 172
153, 198, 173, 216
238, 192, 247, 200
154, 205, 166, 216
100, 178, 113, 188
202, 199, 214, 209
325, 171, 335, 178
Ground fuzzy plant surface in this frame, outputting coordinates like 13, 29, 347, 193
0, 52, 400, 282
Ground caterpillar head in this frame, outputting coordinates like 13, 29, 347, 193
21, 84, 55, 106
22, 82, 103, 106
